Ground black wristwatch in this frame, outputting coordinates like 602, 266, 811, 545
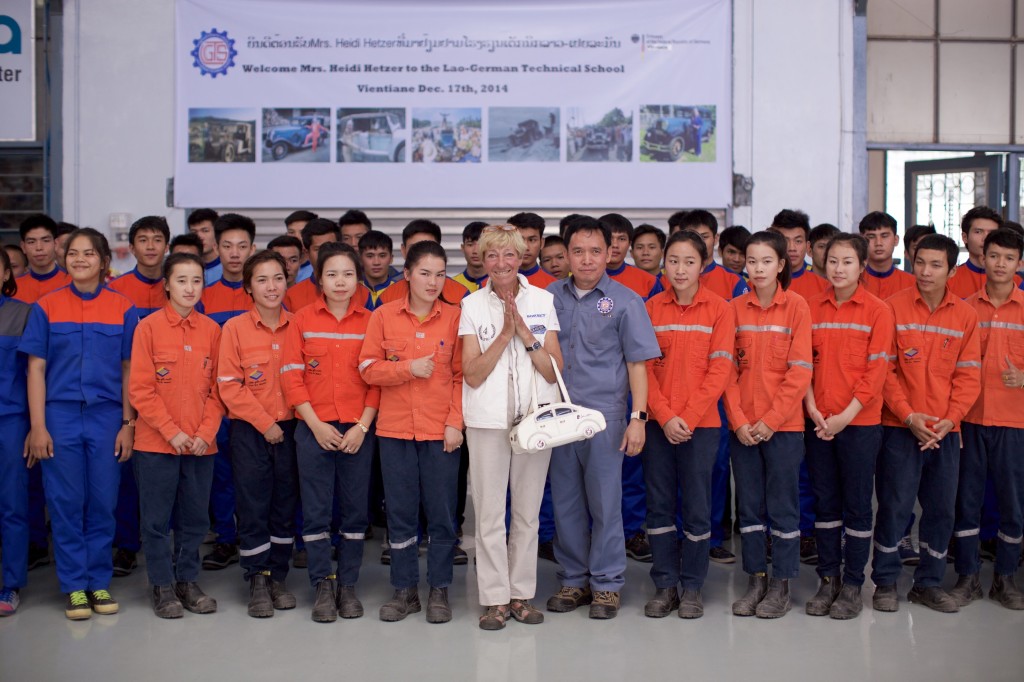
525, 341, 542, 353
630, 411, 648, 422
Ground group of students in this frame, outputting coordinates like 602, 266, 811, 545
0, 204, 1022, 630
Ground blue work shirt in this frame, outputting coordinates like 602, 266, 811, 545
18, 284, 138, 407
0, 295, 31, 417
296, 260, 313, 284
204, 257, 223, 286
547, 273, 659, 419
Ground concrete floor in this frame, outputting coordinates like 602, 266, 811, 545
2, 533, 1022, 682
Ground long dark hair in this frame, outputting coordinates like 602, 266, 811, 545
0, 247, 16, 298
403, 240, 452, 304
745, 230, 791, 291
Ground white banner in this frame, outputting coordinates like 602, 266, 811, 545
0, 0, 35, 141
174, 0, 731, 209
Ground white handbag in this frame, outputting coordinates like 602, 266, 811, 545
509, 355, 607, 453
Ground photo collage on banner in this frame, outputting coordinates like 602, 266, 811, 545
174, 0, 731, 208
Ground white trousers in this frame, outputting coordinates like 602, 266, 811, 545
467, 427, 551, 606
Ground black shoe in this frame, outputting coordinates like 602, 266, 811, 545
990, 573, 1024, 610
174, 581, 217, 614
337, 585, 364, 619
202, 543, 239, 570
678, 589, 704, 619
947, 574, 982, 608
732, 574, 768, 616
898, 536, 920, 566
426, 587, 452, 623
546, 586, 593, 613
248, 574, 274, 618
625, 531, 653, 563
805, 576, 842, 616
453, 546, 468, 566
799, 536, 818, 565
292, 549, 308, 569
643, 587, 679, 618
27, 545, 50, 571
872, 584, 899, 612
152, 585, 183, 619
829, 584, 863, 620
112, 549, 137, 577
756, 578, 791, 618
537, 540, 557, 563
270, 580, 296, 610
380, 546, 391, 565
907, 585, 959, 613
979, 538, 997, 563
589, 591, 620, 619
709, 546, 736, 564
312, 578, 338, 623
379, 588, 421, 622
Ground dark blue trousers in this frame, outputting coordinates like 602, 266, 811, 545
0, 413, 30, 589
872, 427, 959, 588
805, 425, 881, 586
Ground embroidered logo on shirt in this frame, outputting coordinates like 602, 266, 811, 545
248, 369, 264, 381
478, 323, 496, 341
156, 367, 170, 378
597, 297, 614, 316
529, 324, 546, 334
308, 358, 320, 369
904, 347, 919, 359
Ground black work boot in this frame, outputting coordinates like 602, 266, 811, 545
732, 573, 768, 616
311, 578, 338, 623
678, 589, 704, 619
248, 573, 274, 618
755, 578, 791, 618
174, 582, 217, 614
643, 587, 680, 618
907, 585, 959, 613
426, 586, 452, 623
990, 574, 1024, 610
379, 588, 421, 622
270, 580, 296, 610
829, 584, 863, 620
948, 573, 982, 608
151, 585, 183, 619
805, 576, 842, 616
337, 585, 364, 619
872, 584, 898, 612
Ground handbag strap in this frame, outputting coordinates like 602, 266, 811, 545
528, 353, 571, 413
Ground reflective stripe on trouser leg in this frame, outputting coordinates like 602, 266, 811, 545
954, 423, 987, 577
679, 428, 718, 591
762, 433, 804, 580
988, 425, 1024, 576
731, 435, 769, 576
914, 435, 959, 588
335, 422, 372, 587
642, 423, 682, 589
871, 427, 925, 588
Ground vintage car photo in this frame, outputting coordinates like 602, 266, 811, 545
640, 105, 717, 162
262, 108, 331, 162
336, 108, 406, 163
488, 107, 559, 162
188, 108, 257, 163
566, 106, 632, 162
411, 108, 482, 163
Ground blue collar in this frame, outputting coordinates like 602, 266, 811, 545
865, 264, 898, 278
606, 262, 627, 276
791, 261, 809, 278
965, 259, 985, 274
30, 265, 62, 282
519, 263, 541, 277
205, 257, 221, 270
462, 269, 489, 287
69, 282, 103, 301
219, 277, 244, 290
132, 267, 163, 285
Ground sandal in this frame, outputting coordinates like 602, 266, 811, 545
479, 604, 509, 630
509, 599, 544, 624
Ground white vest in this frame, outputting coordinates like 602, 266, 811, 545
459, 275, 560, 429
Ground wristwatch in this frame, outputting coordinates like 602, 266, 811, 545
122, 419, 135, 427
630, 411, 648, 422
525, 341, 542, 353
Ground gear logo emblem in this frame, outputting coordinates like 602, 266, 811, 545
191, 28, 237, 78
